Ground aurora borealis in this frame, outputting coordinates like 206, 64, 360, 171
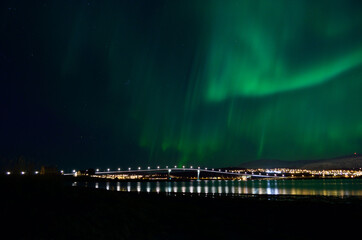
1, 0, 362, 169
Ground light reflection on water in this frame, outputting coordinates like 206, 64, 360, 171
73, 179, 362, 197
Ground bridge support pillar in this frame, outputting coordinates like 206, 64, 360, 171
168, 169, 171, 180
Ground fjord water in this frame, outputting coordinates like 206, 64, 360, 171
74, 179, 362, 197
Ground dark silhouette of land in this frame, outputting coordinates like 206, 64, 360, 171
239, 154, 362, 170
1, 175, 361, 239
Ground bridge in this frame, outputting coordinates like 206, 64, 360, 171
65, 166, 284, 180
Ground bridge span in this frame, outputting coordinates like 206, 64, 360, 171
66, 167, 284, 180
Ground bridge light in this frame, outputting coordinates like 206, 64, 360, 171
190, 166, 193, 169
198, 167, 200, 169
107, 168, 110, 171
6, 172, 11, 175
183, 166, 185, 169
205, 168, 207, 170
174, 166, 177, 168
138, 167, 141, 170
166, 166, 168, 169
60, 170, 64, 174
35, 171, 39, 175
148, 166, 150, 170
128, 167, 131, 171
118, 168, 121, 171
157, 166, 160, 169
72, 169, 76, 173
96, 169, 99, 172
21, 171, 25, 175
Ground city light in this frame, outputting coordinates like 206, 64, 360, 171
6, 172, 11, 175
64, 165, 362, 180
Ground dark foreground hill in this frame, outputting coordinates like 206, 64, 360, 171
239, 154, 362, 170
1, 176, 361, 239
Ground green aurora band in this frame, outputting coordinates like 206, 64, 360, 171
2, 0, 362, 168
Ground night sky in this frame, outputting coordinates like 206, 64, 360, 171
1, 0, 362, 170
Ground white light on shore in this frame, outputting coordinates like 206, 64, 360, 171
6, 172, 11, 175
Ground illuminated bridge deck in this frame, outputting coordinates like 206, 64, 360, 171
65, 167, 285, 180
